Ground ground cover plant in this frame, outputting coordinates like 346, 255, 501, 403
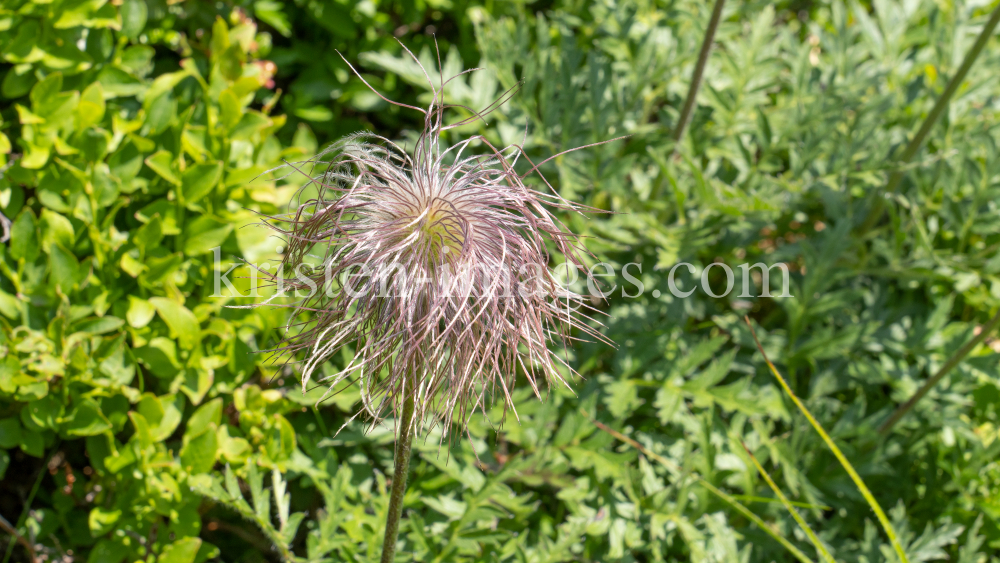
1, 0, 1000, 562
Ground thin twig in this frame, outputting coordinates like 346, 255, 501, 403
743, 316, 909, 563
583, 409, 815, 563
879, 309, 1000, 434
672, 0, 727, 148
0, 513, 36, 563
860, 3, 1000, 233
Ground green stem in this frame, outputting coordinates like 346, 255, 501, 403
860, 3, 1000, 233
742, 442, 836, 563
744, 317, 909, 563
380, 391, 416, 563
672, 0, 726, 147
879, 309, 1000, 434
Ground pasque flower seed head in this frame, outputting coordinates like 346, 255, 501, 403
262, 47, 616, 438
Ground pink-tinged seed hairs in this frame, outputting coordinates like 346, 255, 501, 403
256, 42, 621, 440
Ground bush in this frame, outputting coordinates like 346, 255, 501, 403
1, 0, 999, 562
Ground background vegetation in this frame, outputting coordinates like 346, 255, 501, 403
1, 0, 999, 561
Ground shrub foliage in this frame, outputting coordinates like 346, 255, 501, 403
1, 0, 999, 562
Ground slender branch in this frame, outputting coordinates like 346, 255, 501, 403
380, 390, 416, 563
672, 0, 727, 148
744, 317, 910, 563
0, 513, 36, 563
879, 309, 1000, 434
860, 3, 1000, 232
584, 410, 816, 563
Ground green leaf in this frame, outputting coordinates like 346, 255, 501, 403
143, 252, 184, 285
80, 127, 111, 163
76, 81, 106, 129
91, 163, 120, 204
217, 426, 251, 463
49, 243, 80, 292
219, 89, 241, 130
25, 395, 62, 430
120, 0, 148, 40
180, 423, 218, 474
30, 72, 64, 110
144, 70, 191, 108
14, 379, 48, 402
0, 418, 23, 448
159, 537, 202, 563
20, 430, 44, 457
134, 337, 181, 378
181, 161, 223, 205
72, 316, 125, 335
135, 199, 179, 234
231, 111, 271, 140
97, 66, 145, 98
179, 367, 213, 406
87, 539, 128, 563
183, 216, 232, 256
98, 340, 136, 387
144, 150, 180, 185
3, 360, 35, 396
187, 398, 223, 436
265, 414, 296, 461
133, 214, 164, 250
40, 209, 75, 254
88, 507, 122, 537
145, 91, 177, 134
137, 393, 183, 441
149, 297, 202, 349
63, 398, 112, 437
2, 64, 37, 99
9, 209, 39, 261
127, 296, 156, 328
0, 289, 18, 319
218, 45, 245, 82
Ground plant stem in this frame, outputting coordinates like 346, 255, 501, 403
744, 317, 910, 563
672, 0, 726, 148
879, 309, 1000, 435
380, 391, 416, 563
860, 3, 1000, 233
584, 410, 816, 563
741, 442, 836, 563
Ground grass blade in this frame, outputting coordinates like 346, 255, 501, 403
583, 409, 816, 563
741, 441, 837, 563
743, 316, 909, 563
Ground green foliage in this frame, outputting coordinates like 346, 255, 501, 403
2, 0, 1000, 562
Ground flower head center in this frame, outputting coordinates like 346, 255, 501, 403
404, 197, 466, 262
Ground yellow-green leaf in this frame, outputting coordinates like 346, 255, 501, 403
149, 297, 201, 349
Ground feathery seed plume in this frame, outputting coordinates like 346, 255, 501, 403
261, 46, 615, 439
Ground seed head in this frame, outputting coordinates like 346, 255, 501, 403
262, 47, 614, 438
